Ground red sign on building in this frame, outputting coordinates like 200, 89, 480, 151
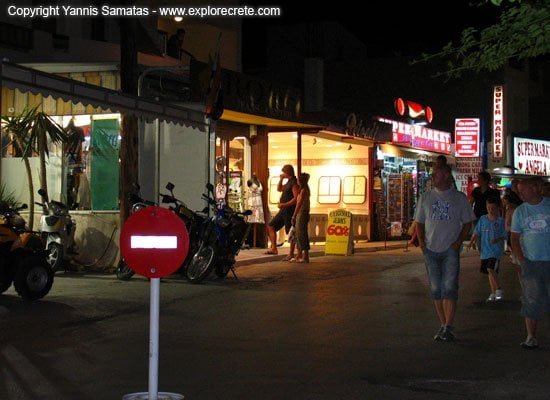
455, 118, 480, 157
378, 117, 451, 154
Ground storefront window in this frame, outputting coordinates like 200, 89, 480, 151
268, 131, 298, 206
343, 176, 367, 204
318, 176, 341, 204
215, 136, 250, 211
268, 132, 371, 219
269, 177, 281, 204
0, 113, 121, 211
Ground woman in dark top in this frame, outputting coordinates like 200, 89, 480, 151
291, 173, 311, 263
266, 164, 299, 255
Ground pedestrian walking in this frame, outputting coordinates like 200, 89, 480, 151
502, 193, 523, 288
266, 164, 299, 257
468, 197, 506, 302
469, 171, 500, 250
415, 164, 475, 342
291, 172, 311, 263
511, 176, 550, 349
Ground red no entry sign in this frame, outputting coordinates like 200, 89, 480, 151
120, 206, 189, 278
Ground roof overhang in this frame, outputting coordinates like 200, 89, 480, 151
221, 109, 323, 129
0, 61, 206, 131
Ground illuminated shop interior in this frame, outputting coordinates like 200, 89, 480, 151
267, 131, 370, 217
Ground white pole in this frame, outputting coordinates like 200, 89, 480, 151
149, 277, 160, 400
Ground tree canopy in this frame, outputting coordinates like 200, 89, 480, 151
414, 0, 550, 79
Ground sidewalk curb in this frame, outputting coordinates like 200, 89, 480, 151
235, 242, 411, 267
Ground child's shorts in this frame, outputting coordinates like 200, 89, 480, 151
480, 258, 500, 274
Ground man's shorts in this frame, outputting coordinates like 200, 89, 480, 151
521, 259, 550, 320
480, 258, 500, 274
423, 247, 461, 300
269, 211, 292, 234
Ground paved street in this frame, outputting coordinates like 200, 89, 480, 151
1, 246, 549, 400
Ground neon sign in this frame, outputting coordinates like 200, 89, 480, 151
378, 117, 451, 154
394, 98, 433, 123
493, 85, 505, 158
514, 137, 550, 176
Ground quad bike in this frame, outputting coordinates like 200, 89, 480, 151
0, 203, 54, 301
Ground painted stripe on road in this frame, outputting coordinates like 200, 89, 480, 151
1, 345, 66, 400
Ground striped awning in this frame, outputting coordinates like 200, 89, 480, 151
0, 61, 207, 131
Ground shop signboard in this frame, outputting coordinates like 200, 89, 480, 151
378, 117, 451, 154
191, 59, 302, 122
455, 118, 480, 157
455, 157, 483, 194
493, 85, 505, 159
513, 137, 550, 176
325, 209, 353, 256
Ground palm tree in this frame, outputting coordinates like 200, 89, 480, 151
2, 107, 67, 228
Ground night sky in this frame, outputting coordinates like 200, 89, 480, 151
243, 1, 500, 69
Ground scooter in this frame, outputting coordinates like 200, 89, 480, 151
35, 188, 77, 271
0, 203, 54, 301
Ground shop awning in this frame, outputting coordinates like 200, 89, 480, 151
379, 143, 456, 164
221, 109, 323, 129
0, 61, 207, 131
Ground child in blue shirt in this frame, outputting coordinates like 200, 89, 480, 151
469, 197, 507, 302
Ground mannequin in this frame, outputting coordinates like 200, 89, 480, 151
246, 174, 264, 224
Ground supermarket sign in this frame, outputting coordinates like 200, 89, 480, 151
493, 85, 505, 158
455, 118, 480, 157
378, 117, 451, 154
514, 137, 550, 176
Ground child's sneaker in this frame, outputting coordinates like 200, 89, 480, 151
495, 289, 504, 301
520, 336, 539, 349
486, 293, 496, 302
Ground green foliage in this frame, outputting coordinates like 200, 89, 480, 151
2, 106, 67, 156
413, 0, 550, 79
0, 184, 19, 209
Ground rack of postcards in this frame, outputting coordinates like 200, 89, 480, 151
386, 173, 414, 238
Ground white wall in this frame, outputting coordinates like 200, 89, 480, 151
1, 156, 63, 205
139, 120, 211, 211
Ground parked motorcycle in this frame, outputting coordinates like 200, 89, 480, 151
0, 203, 54, 301
185, 183, 251, 284
115, 187, 156, 280
116, 183, 205, 281
35, 189, 77, 271
160, 182, 207, 274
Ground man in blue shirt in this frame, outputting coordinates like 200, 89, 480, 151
511, 176, 550, 349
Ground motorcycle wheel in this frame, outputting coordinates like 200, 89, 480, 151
186, 245, 214, 284
13, 255, 54, 301
115, 259, 135, 281
47, 242, 65, 272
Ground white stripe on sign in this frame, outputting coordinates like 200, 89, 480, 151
131, 235, 178, 249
